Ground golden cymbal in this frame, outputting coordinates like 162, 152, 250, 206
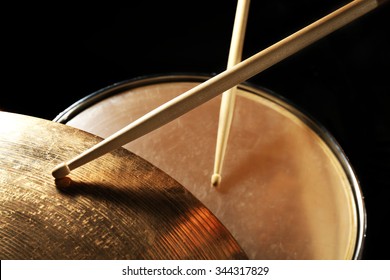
0, 111, 247, 260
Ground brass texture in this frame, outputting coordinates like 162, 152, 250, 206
0, 112, 247, 260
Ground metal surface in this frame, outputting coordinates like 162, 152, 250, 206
0, 111, 247, 260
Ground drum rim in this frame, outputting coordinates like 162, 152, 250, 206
53, 73, 367, 260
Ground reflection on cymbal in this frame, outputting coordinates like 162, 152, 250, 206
0, 112, 247, 260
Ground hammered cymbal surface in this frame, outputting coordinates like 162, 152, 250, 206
0, 112, 247, 260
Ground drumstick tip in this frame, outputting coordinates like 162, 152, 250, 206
52, 162, 70, 179
211, 173, 222, 187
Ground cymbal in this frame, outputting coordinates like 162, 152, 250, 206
0, 111, 247, 260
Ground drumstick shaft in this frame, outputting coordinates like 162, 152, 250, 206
52, 0, 382, 179
212, 0, 250, 187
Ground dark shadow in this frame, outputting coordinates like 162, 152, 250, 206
53, 177, 248, 260
55, 176, 194, 221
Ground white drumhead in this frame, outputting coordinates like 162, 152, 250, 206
57, 75, 365, 259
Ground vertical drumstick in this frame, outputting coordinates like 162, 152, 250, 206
52, 0, 385, 179
211, 0, 250, 187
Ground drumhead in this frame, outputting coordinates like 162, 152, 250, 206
55, 74, 366, 259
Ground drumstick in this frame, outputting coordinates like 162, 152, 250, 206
52, 0, 385, 179
211, 0, 250, 187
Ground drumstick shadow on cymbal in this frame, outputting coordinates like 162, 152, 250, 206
52, 0, 387, 180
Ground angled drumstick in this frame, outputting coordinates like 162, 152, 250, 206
211, 0, 250, 187
52, 0, 385, 179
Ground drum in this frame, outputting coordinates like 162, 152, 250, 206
0, 111, 247, 260
55, 74, 366, 260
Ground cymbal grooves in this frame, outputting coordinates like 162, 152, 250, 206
0, 112, 247, 260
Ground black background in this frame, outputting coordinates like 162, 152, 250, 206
2, 1, 389, 259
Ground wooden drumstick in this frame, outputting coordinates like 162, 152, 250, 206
52, 0, 385, 179
211, 0, 250, 187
